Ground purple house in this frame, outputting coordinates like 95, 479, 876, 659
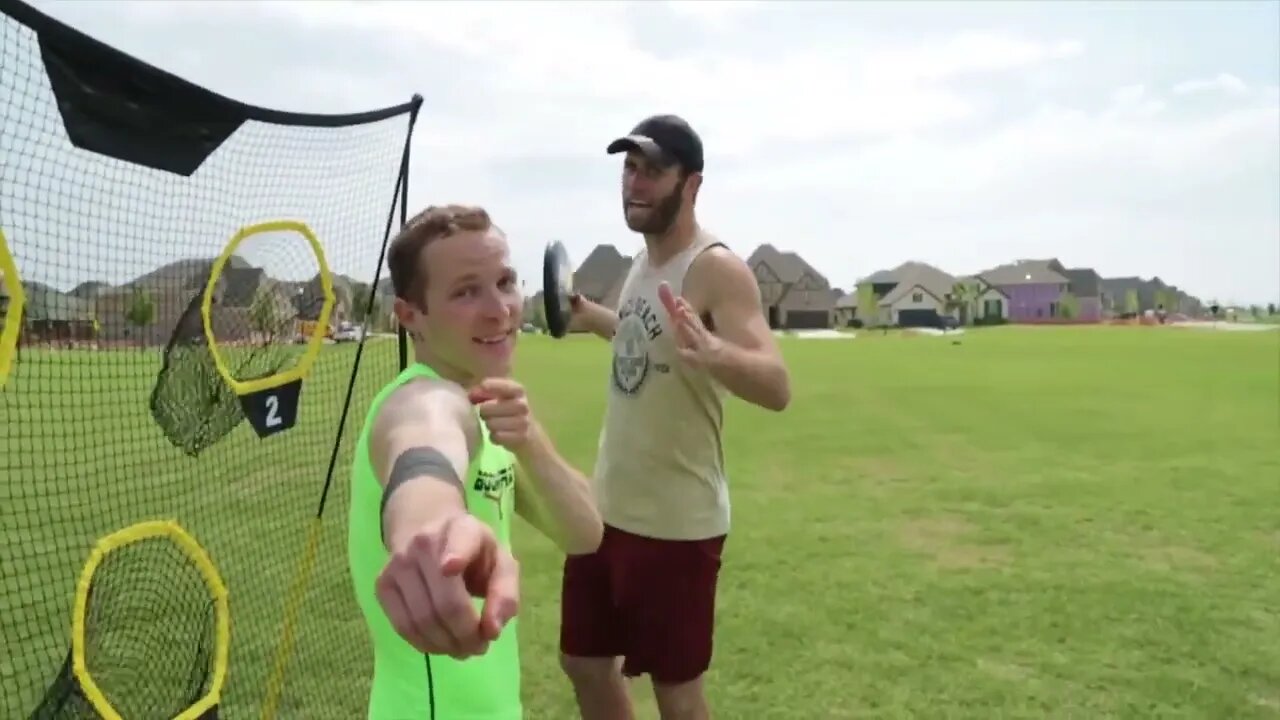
977, 258, 1102, 322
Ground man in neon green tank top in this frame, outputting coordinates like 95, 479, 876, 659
348, 204, 604, 720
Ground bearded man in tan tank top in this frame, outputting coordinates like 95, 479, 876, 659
558, 115, 792, 720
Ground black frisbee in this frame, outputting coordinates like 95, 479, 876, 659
542, 240, 574, 338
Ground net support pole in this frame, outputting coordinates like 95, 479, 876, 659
258, 94, 424, 720
397, 169, 410, 371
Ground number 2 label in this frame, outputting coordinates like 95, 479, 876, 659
240, 379, 300, 438
264, 394, 282, 427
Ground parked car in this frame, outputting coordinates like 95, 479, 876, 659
334, 321, 364, 342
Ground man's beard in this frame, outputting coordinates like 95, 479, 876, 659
625, 178, 685, 235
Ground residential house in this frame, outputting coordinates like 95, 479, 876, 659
976, 259, 1076, 322
572, 244, 633, 312
361, 279, 398, 333
1099, 275, 1189, 316
96, 284, 186, 347
1143, 277, 1203, 316
1101, 276, 1139, 315
834, 292, 857, 326
207, 266, 298, 344
522, 291, 545, 329
70, 281, 111, 300
953, 275, 1011, 324
1055, 265, 1103, 322
291, 272, 354, 331
1163, 284, 1202, 316
93, 255, 316, 347
746, 244, 835, 329
18, 282, 97, 344
851, 261, 960, 328
93, 257, 231, 346
1142, 276, 1171, 315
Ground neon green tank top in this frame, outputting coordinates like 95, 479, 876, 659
348, 362, 521, 720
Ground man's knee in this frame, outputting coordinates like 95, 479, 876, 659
653, 675, 708, 720
560, 653, 622, 685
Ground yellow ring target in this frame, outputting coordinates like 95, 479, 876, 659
200, 220, 335, 396
71, 520, 230, 720
0, 227, 25, 390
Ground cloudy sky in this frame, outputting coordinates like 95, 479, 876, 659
8, 0, 1280, 304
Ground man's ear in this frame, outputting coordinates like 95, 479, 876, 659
687, 172, 703, 204
392, 296, 424, 327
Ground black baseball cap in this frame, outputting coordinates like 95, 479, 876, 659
606, 114, 704, 173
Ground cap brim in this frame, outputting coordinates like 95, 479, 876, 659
606, 135, 675, 165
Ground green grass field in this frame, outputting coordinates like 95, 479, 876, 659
2, 325, 1278, 719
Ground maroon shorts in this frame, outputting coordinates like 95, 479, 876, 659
559, 524, 726, 684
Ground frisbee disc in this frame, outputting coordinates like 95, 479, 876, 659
542, 240, 574, 338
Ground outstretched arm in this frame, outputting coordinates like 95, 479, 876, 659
513, 423, 603, 555
569, 294, 619, 341
369, 380, 518, 658
370, 379, 478, 551
687, 248, 791, 412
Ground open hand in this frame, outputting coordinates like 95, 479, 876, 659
376, 513, 520, 659
469, 377, 535, 451
658, 282, 724, 367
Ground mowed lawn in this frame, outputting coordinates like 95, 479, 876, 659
1, 325, 1278, 719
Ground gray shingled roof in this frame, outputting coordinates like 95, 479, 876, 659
878, 262, 957, 306
853, 261, 958, 306
21, 282, 96, 322
1061, 267, 1100, 296
573, 244, 632, 301
861, 268, 899, 284
219, 267, 266, 307
978, 259, 1069, 285
747, 244, 828, 286
747, 244, 833, 311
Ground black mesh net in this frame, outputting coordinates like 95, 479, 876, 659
1, 1, 420, 717
34, 528, 222, 720
149, 290, 269, 459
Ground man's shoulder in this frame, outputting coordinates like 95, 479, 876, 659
373, 376, 478, 443
385, 374, 471, 406
687, 240, 755, 301
688, 229, 744, 269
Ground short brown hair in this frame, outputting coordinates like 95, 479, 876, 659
386, 204, 493, 306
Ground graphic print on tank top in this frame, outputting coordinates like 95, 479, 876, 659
596, 232, 734, 541
611, 292, 665, 396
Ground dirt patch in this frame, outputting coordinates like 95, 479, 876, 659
1139, 545, 1218, 573
924, 433, 995, 476
935, 543, 1012, 569
844, 456, 911, 483
977, 658, 1033, 681
898, 515, 1012, 570
1250, 693, 1280, 712
900, 515, 974, 542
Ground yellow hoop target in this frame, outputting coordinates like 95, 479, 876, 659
0, 227, 25, 390
72, 520, 230, 720
201, 219, 335, 397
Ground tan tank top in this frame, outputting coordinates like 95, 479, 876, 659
594, 230, 730, 541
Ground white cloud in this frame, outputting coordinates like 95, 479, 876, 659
1172, 73, 1250, 97
662, 0, 764, 28
10, 0, 1280, 303
864, 32, 1085, 84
